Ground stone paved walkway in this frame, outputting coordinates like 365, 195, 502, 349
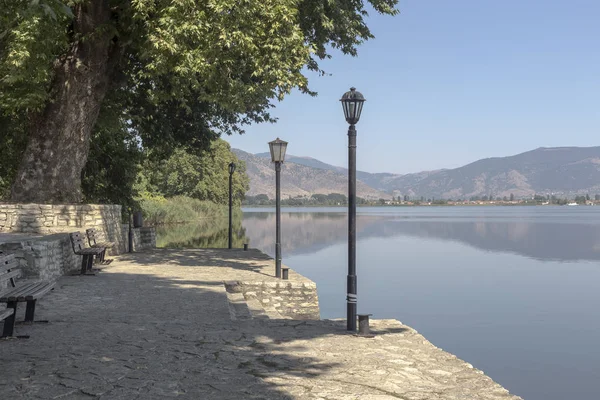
1, 249, 522, 399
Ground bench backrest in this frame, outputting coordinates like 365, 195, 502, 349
70, 231, 86, 253
86, 228, 98, 246
0, 253, 21, 288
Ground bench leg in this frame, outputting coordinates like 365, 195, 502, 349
87, 254, 94, 272
2, 301, 17, 338
24, 300, 36, 323
19, 300, 48, 325
94, 249, 105, 265
80, 254, 88, 275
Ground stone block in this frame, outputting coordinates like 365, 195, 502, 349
18, 215, 40, 222
19, 204, 41, 211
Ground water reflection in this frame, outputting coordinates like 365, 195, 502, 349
242, 210, 600, 262
154, 207, 600, 400
155, 218, 248, 249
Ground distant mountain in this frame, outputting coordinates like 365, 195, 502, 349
385, 146, 600, 199
237, 146, 600, 199
233, 149, 391, 199
253, 152, 402, 190
254, 152, 346, 173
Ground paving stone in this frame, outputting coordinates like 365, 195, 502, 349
0, 249, 522, 400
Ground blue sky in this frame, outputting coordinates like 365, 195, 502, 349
224, 0, 600, 174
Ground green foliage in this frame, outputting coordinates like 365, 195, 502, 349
574, 195, 587, 204
140, 139, 249, 205
139, 194, 241, 225
81, 93, 143, 207
1, 0, 399, 129
298, 0, 398, 73
0, 114, 28, 198
0, 0, 71, 114
0, 0, 398, 204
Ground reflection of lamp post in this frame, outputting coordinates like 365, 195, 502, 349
228, 162, 236, 249
340, 87, 365, 332
268, 138, 288, 278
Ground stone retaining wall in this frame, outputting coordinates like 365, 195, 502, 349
0, 202, 156, 283
120, 225, 157, 252
0, 234, 79, 285
0, 203, 124, 255
0, 227, 156, 284
226, 281, 320, 320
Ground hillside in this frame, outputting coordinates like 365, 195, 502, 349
238, 146, 600, 199
233, 149, 391, 200
384, 146, 600, 199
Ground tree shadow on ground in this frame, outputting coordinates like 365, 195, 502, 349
117, 248, 282, 278
0, 266, 407, 399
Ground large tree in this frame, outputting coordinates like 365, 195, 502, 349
0, 0, 398, 203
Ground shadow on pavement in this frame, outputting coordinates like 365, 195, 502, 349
0, 265, 406, 399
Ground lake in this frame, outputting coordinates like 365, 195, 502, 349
156, 206, 600, 400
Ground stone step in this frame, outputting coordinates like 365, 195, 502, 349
225, 291, 252, 321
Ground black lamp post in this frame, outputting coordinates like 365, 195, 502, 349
268, 138, 288, 278
228, 162, 236, 249
340, 87, 366, 331
128, 207, 133, 253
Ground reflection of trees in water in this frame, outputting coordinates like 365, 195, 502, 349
156, 218, 248, 248
242, 213, 383, 256
156, 212, 600, 262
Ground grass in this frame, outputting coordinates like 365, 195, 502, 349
139, 195, 241, 225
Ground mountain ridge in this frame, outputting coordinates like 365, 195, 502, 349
236, 146, 600, 199
233, 149, 391, 200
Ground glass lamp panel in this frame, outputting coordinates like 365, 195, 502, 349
356, 101, 364, 121
269, 145, 275, 162
348, 102, 356, 121
270, 143, 282, 162
342, 101, 350, 120
273, 144, 282, 162
279, 142, 288, 162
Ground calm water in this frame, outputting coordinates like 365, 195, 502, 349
157, 206, 600, 400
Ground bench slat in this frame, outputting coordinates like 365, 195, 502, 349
1, 281, 42, 299
0, 307, 14, 321
75, 248, 104, 255
91, 242, 113, 248
25, 282, 55, 300
0, 281, 40, 302
0, 269, 21, 284
1, 281, 55, 302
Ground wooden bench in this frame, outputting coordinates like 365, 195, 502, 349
85, 228, 114, 264
70, 232, 105, 275
0, 253, 55, 338
0, 306, 15, 338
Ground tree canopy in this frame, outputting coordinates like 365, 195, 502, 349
0, 0, 398, 203
140, 139, 249, 206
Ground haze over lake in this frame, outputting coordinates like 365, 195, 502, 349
157, 206, 600, 400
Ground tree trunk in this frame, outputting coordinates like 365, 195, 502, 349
10, 0, 117, 203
